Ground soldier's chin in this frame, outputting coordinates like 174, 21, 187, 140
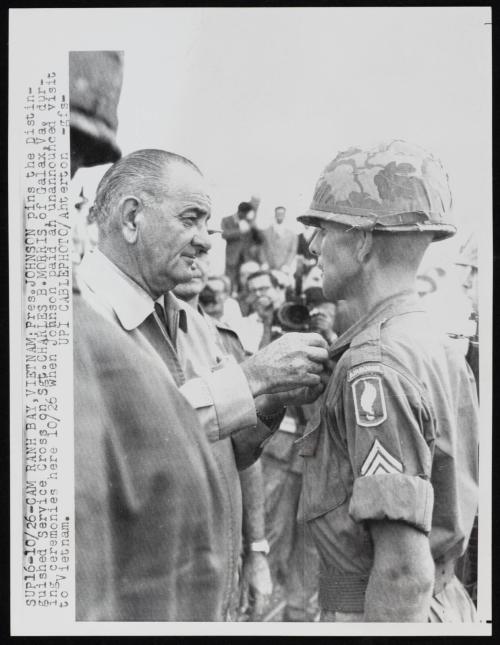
321, 281, 336, 303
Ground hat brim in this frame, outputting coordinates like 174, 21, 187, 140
70, 111, 122, 166
297, 208, 456, 242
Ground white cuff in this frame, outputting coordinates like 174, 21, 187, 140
206, 362, 257, 440
180, 363, 256, 442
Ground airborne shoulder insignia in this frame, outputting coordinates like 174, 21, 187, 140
347, 363, 383, 382
351, 375, 387, 427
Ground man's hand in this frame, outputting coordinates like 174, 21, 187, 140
239, 552, 273, 620
241, 332, 329, 397
256, 381, 326, 414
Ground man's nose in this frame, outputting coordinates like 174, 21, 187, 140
193, 223, 212, 252
309, 229, 321, 256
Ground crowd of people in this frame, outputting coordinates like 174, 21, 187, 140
69, 52, 480, 624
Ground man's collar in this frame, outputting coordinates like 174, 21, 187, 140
79, 249, 156, 330
163, 292, 188, 334
329, 289, 424, 358
79, 249, 188, 333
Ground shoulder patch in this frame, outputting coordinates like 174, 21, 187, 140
347, 363, 383, 382
351, 375, 387, 427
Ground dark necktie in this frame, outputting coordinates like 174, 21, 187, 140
154, 301, 170, 338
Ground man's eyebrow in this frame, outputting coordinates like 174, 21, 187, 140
179, 207, 210, 218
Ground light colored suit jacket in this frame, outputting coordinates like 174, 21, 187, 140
74, 289, 227, 621
260, 225, 298, 271
77, 249, 257, 442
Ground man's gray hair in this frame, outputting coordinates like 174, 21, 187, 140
89, 149, 200, 233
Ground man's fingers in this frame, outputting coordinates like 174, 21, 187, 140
305, 345, 329, 363
299, 332, 329, 349
300, 372, 322, 387
303, 360, 324, 375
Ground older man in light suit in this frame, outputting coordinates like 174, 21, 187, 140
78, 150, 329, 465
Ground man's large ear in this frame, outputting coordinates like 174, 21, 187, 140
119, 196, 141, 243
356, 229, 374, 263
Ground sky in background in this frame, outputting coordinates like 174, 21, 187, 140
63, 7, 491, 274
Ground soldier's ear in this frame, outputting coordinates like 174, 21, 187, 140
357, 230, 373, 263
119, 196, 141, 243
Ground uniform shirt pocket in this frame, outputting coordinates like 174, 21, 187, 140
298, 408, 347, 522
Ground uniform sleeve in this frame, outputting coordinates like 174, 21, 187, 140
341, 363, 435, 534
179, 361, 257, 442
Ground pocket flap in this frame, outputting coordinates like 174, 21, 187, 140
296, 406, 322, 456
299, 410, 347, 521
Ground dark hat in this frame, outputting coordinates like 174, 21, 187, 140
69, 51, 124, 168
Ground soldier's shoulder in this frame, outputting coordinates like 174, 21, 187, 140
213, 318, 238, 338
213, 319, 247, 359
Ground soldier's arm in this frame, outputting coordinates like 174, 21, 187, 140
340, 359, 437, 620
364, 520, 434, 622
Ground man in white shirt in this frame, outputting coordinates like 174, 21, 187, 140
260, 206, 298, 278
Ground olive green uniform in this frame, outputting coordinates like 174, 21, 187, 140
298, 291, 478, 621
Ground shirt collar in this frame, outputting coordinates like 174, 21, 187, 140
329, 289, 424, 358
79, 249, 187, 333
162, 292, 188, 334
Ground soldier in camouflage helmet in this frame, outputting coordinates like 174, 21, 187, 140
296, 140, 478, 622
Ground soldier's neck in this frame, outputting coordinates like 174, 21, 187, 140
336, 270, 416, 334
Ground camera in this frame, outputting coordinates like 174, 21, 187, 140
276, 300, 311, 332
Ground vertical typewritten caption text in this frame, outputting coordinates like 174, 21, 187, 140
23, 71, 73, 610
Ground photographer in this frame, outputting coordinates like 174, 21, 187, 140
238, 270, 286, 353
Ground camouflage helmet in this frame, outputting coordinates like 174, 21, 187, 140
297, 139, 455, 241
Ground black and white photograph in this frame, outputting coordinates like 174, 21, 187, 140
9, 7, 491, 636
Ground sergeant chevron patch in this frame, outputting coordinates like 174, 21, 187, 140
361, 438, 403, 476
352, 375, 387, 427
